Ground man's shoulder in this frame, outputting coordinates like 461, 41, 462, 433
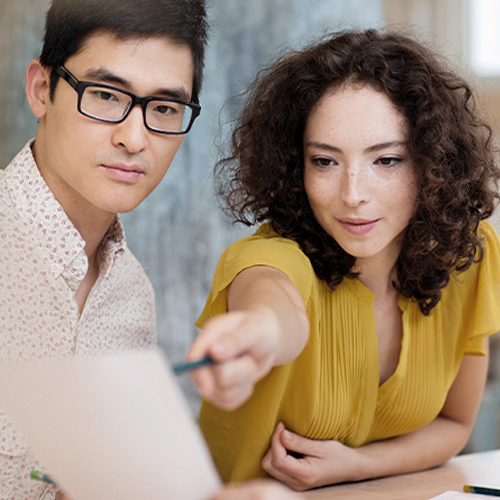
0, 163, 19, 226
0, 141, 37, 207
0, 167, 8, 199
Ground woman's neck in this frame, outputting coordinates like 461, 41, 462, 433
354, 249, 400, 298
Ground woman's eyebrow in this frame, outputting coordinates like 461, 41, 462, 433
305, 140, 407, 153
305, 141, 342, 153
364, 141, 407, 153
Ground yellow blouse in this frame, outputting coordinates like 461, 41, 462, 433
197, 221, 500, 483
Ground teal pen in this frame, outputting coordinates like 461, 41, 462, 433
172, 356, 214, 375
464, 485, 500, 497
30, 470, 55, 484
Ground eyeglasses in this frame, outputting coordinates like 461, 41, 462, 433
54, 65, 201, 135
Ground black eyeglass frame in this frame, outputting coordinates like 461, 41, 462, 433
54, 65, 201, 135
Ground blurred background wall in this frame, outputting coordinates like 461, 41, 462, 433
1, 0, 499, 450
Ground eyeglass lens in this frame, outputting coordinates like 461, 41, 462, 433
80, 86, 193, 133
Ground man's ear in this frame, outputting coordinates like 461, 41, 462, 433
25, 59, 51, 119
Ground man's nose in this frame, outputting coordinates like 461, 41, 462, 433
111, 105, 148, 154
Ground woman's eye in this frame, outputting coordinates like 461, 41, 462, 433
376, 157, 402, 167
312, 157, 334, 168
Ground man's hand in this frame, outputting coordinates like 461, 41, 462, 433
55, 492, 72, 500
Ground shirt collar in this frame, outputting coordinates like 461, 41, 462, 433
101, 216, 127, 259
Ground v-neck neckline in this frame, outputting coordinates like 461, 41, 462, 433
343, 277, 413, 445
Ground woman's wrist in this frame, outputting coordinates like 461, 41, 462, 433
347, 445, 377, 482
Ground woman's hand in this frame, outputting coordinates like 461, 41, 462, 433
209, 479, 300, 499
261, 423, 364, 491
189, 266, 309, 411
188, 307, 282, 410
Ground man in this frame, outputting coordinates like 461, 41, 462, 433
0, 1, 204, 496
0, 1, 296, 498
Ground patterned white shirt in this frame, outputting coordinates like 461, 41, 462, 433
0, 142, 156, 499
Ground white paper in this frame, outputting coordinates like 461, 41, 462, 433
0, 350, 221, 500
428, 490, 494, 499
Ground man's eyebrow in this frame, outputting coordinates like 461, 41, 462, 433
306, 140, 407, 153
154, 87, 192, 102
83, 68, 129, 87
82, 68, 192, 102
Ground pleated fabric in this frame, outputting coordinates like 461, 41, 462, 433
197, 221, 500, 483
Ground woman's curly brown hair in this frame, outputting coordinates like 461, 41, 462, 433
216, 29, 500, 315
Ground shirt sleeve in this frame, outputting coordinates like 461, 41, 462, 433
197, 225, 315, 326
464, 221, 500, 355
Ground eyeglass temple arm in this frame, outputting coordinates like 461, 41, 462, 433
54, 66, 79, 90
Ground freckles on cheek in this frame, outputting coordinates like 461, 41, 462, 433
306, 174, 329, 200
388, 183, 419, 219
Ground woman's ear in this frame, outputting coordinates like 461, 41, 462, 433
25, 59, 51, 119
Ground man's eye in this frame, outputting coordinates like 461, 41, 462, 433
91, 90, 118, 102
154, 104, 176, 115
100, 92, 114, 101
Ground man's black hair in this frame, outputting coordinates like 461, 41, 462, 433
40, 0, 208, 103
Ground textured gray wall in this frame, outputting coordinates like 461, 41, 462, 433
0, 0, 50, 163
0, 0, 384, 408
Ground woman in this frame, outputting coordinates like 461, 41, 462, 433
188, 29, 500, 490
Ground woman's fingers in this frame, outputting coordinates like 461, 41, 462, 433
261, 424, 325, 491
188, 310, 279, 408
192, 355, 260, 409
187, 313, 247, 361
279, 427, 322, 457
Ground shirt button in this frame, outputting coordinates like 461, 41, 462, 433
74, 255, 88, 275
51, 263, 62, 275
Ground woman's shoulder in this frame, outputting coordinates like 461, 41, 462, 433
462, 219, 500, 277
215, 224, 317, 302
240, 223, 303, 245
223, 223, 312, 265
478, 219, 500, 247
444, 219, 500, 302
440, 220, 500, 350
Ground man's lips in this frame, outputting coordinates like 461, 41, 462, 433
101, 163, 144, 181
103, 163, 144, 173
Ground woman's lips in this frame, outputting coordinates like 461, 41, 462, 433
337, 218, 379, 235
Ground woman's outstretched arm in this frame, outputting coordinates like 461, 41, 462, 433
188, 265, 310, 410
